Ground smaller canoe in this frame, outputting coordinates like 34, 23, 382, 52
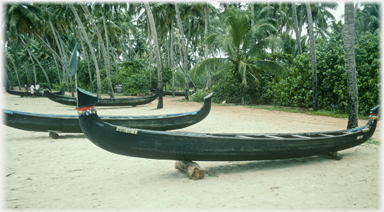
6, 85, 65, 97
163, 90, 195, 96
4, 92, 212, 137
44, 89, 158, 107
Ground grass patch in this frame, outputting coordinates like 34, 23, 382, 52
366, 138, 380, 145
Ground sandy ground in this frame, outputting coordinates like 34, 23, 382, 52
2, 90, 381, 210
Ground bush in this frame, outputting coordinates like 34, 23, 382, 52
190, 90, 211, 102
264, 30, 380, 115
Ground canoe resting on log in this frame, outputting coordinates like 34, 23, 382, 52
76, 87, 379, 162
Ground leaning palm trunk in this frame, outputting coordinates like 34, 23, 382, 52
170, 24, 175, 97
81, 4, 114, 98
205, 3, 210, 89
144, 2, 163, 109
6, 52, 21, 90
175, 3, 189, 100
344, 3, 359, 129
53, 57, 61, 84
69, 4, 102, 98
147, 21, 153, 87
20, 37, 51, 89
305, 3, 318, 111
292, 3, 302, 55
79, 37, 94, 93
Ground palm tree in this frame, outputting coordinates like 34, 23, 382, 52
174, 3, 189, 100
69, 4, 102, 98
291, 3, 302, 54
144, 2, 163, 109
5, 51, 21, 89
80, 3, 115, 98
305, 3, 318, 111
193, 8, 287, 104
344, 3, 358, 129
355, 3, 380, 36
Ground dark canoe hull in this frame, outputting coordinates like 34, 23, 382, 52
77, 86, 379, 161
44, 91, 158, 107
163, 90, 195, 96
3, 93, 211, 133
6, 86, 65, 97
79, 112, 378, 161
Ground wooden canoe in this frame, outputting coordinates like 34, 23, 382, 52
6, 85, 65, 97
77, 87, 379, 161
4, 92, 211, 135
44, 89, 158, 107
163, 90, 195, 96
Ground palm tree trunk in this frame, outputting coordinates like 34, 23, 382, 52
69, 4, 102, 98
205, 3, 210, 89
78, 36, 94, 93
298, 3, 304, 39
7, 53, 21, 90
24, 64, 29, 85
144, 2, 163, 109
292, 3, 302, 55
170, 22, 175, 97
101, 7, 114, 96
344, 3, 359, 129
6, 65, 15, 88
57, 33, 74, 96
175, 3, 189, 100
147, 21, 153, 87
81, 4, 115, 98
53, 56, 61, 84
305, 3, 318, 111
20, 37, 51, 89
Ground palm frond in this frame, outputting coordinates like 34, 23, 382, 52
190, 57, 227, 80
253, 60, 288, 78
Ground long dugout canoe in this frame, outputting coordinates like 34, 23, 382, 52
4, 92, 212, 137
77, 87, 379, 162
44, 89, 158, 107
6, 85, 65, 97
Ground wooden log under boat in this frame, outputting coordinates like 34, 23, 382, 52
5, 85, 65, 97
4, 92, 211, 135
44, 88, 158, 107
77, 87, 379, 162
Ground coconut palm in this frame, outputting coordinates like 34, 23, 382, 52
344, 3, 358, 129
355, 3, 380, 36
306, 2, 318, 111
144, 2, 163, 109
80, 3, 115, 98
69, 4, 102, 98
174, 3, 190, 100
192, 8, 287, 104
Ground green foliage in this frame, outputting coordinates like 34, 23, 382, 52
149, 65, 172, 89
190, 90, 211, 102
116, 60, 149, 96
265, 54, 313, 107
355, 30, 380, 114
212, 68, 274, 104
265, 30, 380, 115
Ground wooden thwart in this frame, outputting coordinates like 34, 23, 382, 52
175, 160, 204, 180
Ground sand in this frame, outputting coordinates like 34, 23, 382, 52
2, 90, 381, 210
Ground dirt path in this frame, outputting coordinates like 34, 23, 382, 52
3, 91, 381, 210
